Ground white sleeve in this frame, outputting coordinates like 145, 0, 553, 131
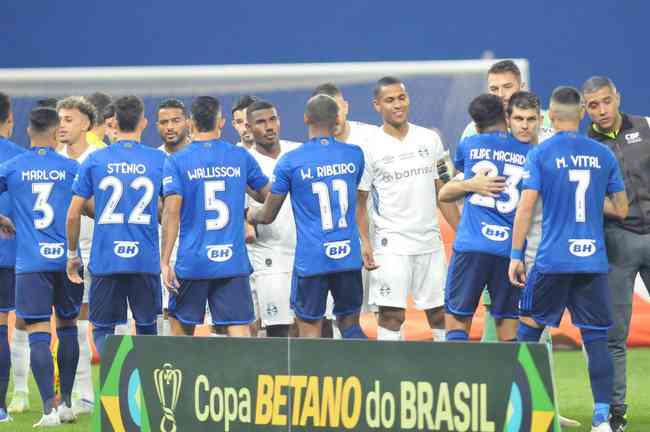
358, 145, 373, 192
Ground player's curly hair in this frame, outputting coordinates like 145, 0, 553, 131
56, 96, 98, 131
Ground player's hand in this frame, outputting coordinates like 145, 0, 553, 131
244, 222, 257, 244
161, 263, 180, 295
0, 215, 15, 238
469, 169, 506, 197
508, 259, 526, 288
361, 242, 380, 271
245, 207, 256, 226
66, 257, 84, 284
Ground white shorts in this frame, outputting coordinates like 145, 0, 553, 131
250, 272, 294, 327
369, 251, 446, 310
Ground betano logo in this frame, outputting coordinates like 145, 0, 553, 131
39, 242, 64, 259
154, 363, 183, 432
206, 244, 233, 262
114, 241, 140, 258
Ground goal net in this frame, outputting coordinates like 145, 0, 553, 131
0, 59, 529, 155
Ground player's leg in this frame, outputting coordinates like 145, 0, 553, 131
72, 264, 93, 416
7, 315, 29, 413
256, 272, 293, 338
371, 254, 409, 340
414, 252, 446, 341
487, 255, 520, 342
330, 270, 366, 339
290, 272, 328, 338
444, 252, 488, 341
126, 274, 160, 336
210, 277, 255, 337
89, 275, 124, 356
167, 278, 207, 336
16, 273, 59, 426
0, 268, 15, 421
569, 273, 615, 430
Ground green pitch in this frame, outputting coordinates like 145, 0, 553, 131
3, 348, 649, 431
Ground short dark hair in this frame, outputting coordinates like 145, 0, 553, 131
374, 76, 404, 98
468, 94, 505, 131
487, 60, 521, 81
103, 103, 115, 119
114, 95, 144, 132
312, 83, 341, 98
506, 91, 541, 117
29, 107, 59, 134
231, 95, 258, 116
305, 94, 339, 130
36, 98, 58, 109
581, 76, 617, 95
157, 98, 187, 117
0, 93, 10, 124
86, 92, 112, 123
551, 86, 582, 106
191, 96, 221, 132
246, 100, 276, 121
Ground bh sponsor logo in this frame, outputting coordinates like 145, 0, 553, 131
39, 242, 64, 259
481, 223, 510, 242
114, 241, 140, 258
324, 240, 351, 259
207, 244, 233, 262
569, 239, 597, 257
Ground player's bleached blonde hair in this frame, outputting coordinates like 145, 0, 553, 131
56, 96, 98, 130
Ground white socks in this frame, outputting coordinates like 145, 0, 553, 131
331, 322, 342, 340
431, 328, 446, 342
114, 320, 131, 336
377, 326, 401, 341
10, 328, 29, 394
156, 316, 171, 336
74, 320, 94, 402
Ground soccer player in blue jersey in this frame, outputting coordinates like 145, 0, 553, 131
161, 96, 269, 337
247, 94, 367, 339
0, 107, 83, 426
67, 96, 165, 355
439, 93, 534, 342
509, 87, 629, 432
0, 92, 25, 423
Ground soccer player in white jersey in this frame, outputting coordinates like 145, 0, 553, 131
55, 96, 100, 416
357, 76, 460, 341
245, 100, 300, 337
156, 99, 190, 336
231, 95, 258, 149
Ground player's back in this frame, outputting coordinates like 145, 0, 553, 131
0, 138, 26, 268
164, 139, 268, 279
74, 140, 165, 276
453, 131, 531, 257
273, 136, 364, 276
525, 131, 624, 273
0, 147, 78, 273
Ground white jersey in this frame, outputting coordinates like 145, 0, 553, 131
247, 140, 300, 274
359, 123, 446, 255
158, 144, 179, 264
345, 120, 379, 146
59, 145, 95, 262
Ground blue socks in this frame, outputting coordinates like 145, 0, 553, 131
341, 325, 367, 339
516, 322, 543, 342
446, 329, 468, 341
92, 325, 115, 357
29, 331, 55, 413
136, 323, 157, 335
56, 326, 79, 406
0, 325, 10, 410
581, 328, 613, 425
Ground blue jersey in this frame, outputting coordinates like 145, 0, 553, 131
73, 140, 165, 276
0, 138, 26, 268
523, 131, 625, 273
162, 139, 268, 279
453, 131, 531, 257
0, 147, 78, 273
272, 136, 364, 277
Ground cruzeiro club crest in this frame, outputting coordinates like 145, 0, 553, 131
154, 364, 183, 432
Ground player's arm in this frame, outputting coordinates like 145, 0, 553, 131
508, 189, 539, 288
356, 190, 379, 270
161, 194, 181, 292
436, 179, 461, 230
0, 214, 15, 237
82, 197, 95, 219
247, 192, 286, 225
604, 192, 629, 220
66, 195, 87, 284
246, 182, 270, 204
438, 169, 506, 202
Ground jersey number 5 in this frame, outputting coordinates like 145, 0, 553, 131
468, 161, 524, 214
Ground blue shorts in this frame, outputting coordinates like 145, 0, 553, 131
291, 270, 363, 321
520, 268, 612, 329
445, 251, 519, 319
0, 268, 15, 312
168, 277, 254, 326
15, 272, 83, 321
90, 273, 161, 328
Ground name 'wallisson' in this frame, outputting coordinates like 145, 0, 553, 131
187, 166, 242, 181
